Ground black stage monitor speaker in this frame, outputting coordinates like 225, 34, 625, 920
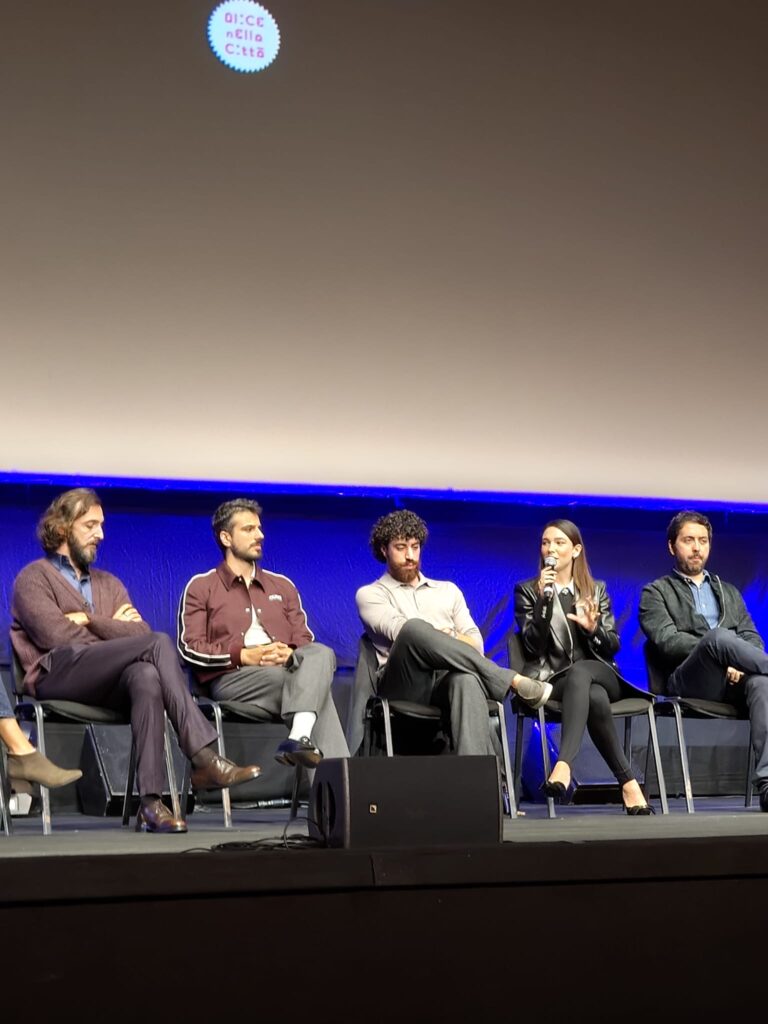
309, 755, 502, 849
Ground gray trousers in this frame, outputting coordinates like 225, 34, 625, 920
669, 627, 768, 787
211, 642, 349, 759
379, 619, 514, 756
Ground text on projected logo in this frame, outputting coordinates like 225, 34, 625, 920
208, 1, 280, 74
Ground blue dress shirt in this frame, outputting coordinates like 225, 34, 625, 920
48, 553, 93, 611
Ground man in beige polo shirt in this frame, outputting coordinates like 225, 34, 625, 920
355, 509, 550, 756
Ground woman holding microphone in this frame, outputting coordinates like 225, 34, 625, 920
514, 519, 652, 814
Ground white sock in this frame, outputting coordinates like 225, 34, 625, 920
289, 712, 317, 741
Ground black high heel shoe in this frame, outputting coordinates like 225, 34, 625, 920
541, 779, 573, 805
624, 801, 655, 816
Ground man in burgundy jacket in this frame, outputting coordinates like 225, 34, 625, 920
177, 498, 349, 767
11, 488, 260, 833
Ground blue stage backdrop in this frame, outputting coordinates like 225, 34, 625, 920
1, 475, 767, 683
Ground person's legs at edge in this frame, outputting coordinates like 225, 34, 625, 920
0, 682, 82, 788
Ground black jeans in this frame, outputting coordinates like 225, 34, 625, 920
550, 659, 634, 785
669, 628, 768, 787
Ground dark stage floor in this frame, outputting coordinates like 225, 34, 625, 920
2, 794, 768, 857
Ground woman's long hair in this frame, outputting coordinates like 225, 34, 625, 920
539, 519, 597, 599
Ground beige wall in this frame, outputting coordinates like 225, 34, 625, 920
2, 1, 766, 501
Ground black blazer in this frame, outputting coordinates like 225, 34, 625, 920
514, 576, 624, 685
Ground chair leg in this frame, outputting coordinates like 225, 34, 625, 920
380, 698, 395, 757
122, 735, 138, 828
180, 759, 193, 821
623, 717, 632, 763
363, 707, 372, 757
32, 703, 52, 836
0, 749, 13, 837
647, 707, 669, 815
162, 716, 182, 820
192, 700, 232, 827
513, 713, 524, 810
643, 721, 652, 795
537, 708, 556, 819
745, 726, 755, 808
365, 704, 382, 756
289, 765, 304, 820
670, 702, 694, 813
212, 704, 232, 828
494, 699, 516, 818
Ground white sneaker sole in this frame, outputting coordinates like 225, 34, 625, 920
519, 680, 553, 710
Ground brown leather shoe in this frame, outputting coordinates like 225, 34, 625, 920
136, 797, 187, 834
190, 754, 261, 791
7, 751, 83, 789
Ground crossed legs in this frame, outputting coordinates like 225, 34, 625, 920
379, 619, 514, 755
37, 632, 217, 795
670, 628, 768, 791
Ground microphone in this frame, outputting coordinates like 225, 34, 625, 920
542, 555, 558, 599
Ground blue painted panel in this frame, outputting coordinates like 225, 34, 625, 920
1, 474, 767, 678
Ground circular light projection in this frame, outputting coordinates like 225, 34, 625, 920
208, 1, 280, 74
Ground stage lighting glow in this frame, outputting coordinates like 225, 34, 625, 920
207, 1, 280, 73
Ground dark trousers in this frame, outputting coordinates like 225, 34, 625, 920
669, 628, 768, 786
549, 660, 634, 785
379, 619, 513, 756
37, 632, 217, 796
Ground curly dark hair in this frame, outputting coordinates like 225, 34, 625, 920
212, 498, 263, 551
666, 510, 712, 546
37, 488, 102, 554
369, 509, 428, 563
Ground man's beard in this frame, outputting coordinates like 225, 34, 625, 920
676, 553, 707, 576
390, 562, 420, 583
69, 534, 98, 573
231, 539, 262, 564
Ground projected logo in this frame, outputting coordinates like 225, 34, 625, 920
208, 1, 280, 73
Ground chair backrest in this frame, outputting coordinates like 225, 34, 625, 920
345, 633, 381, 756
642, 641, 670, 695
507, 633, 526, 674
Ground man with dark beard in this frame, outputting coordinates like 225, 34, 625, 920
640, 510, 768, 809
354, 509, 551, 757
178, 499, 348, 768
11, 488, 261, 833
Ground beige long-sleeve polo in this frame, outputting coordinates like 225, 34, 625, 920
356, 571, 484, 665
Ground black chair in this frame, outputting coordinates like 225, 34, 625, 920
508, 634, 668, 818
11, 650, 182, 834
644, 642, 754, 813
354, 635, 517, 817
179, 691, 302, 828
